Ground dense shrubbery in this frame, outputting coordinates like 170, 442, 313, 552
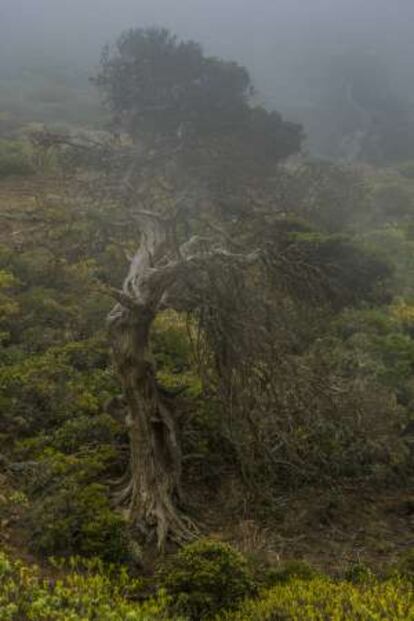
159, 539, 256, 619
0, 342, 118, 438
220, 576, 413, 620
27, 479, 128, 561
335, 306, 414, 406
0, 552, 168, 621
14, 435, 127, 561
1, 549, 413, 620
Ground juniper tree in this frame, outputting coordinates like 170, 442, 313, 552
94, 28, 389, 548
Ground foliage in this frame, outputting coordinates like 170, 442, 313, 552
199, 279, 408, 493
335, 306, 414, 407
0, 340, 118, 437
94, 27, 303, 166
159, 539, 256, 619
344, 562, 375, 584
27, 481, 129, 562
1, 550, 413, 621
218, 576, 414, 621
0, 194, 128, 562
95, 28, 249, 137
152, 310, 201, 396
263, 560, 319, 586
0, 551, 171, 621
360, 225, 414, 298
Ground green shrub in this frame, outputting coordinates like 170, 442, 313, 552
51, 414, 118, 453
28, 482, 128, 562
0, 551, 170, 621
344, 561, 375, 583
218, 576, 413, 620
159, 539, 256, 620
0, 139, 34, 177
263, 559, 319, 586
0, 342, 117, 436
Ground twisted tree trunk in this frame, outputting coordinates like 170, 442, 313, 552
107, 216, 194, 548
107, 209, 259, 547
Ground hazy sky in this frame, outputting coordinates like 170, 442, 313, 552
1, 0, 413, 109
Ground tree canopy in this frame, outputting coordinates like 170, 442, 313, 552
94, 27, 303, 167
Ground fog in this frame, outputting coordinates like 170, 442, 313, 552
1, 0, 414, 156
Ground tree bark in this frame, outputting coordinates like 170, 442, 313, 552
107, 217, 194, 548
107, 212, 259, 547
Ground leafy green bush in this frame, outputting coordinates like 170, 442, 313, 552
0, 551, 170, 621
0, 139, 34, 177
0, 340, 117, 437
50, 414, 118, 453
159, 539, 256, 620
28, 481, 128, 562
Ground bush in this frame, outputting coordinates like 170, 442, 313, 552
344, 562, 375, 583
263, 559, 319, 586
0, 551, 169, 621
0, 139, 34, 177
159, 539, 256, 620
28, 481, 129, 562
51, 414, 118, 453
219, 576, 414, 620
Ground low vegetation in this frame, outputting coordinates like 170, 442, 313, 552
0, 547, 413, 620
221, 577, 413, 621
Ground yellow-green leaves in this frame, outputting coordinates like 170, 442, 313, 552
219, 576, 414, 621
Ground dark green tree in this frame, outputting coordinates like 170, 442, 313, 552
92, 29, 390, 549
94, 28, 303, 169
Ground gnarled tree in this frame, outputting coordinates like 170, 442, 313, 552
94, 28, 390, 548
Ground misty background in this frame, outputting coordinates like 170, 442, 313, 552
1, 0, 414, 157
